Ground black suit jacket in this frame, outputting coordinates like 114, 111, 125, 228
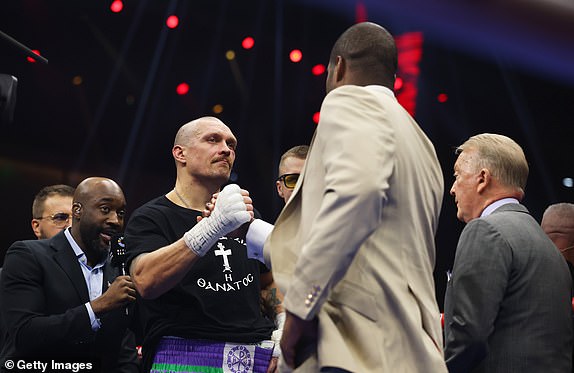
0, 231, 138, 373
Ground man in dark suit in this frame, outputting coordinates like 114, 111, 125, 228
0, 177, 138, 372
444, 133, 573, 372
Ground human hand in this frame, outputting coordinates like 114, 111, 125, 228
197, 193, 218, 223
210, 184, 253, 229
185, 184, 253, 257
266, 357, 278, 373
196, 185, 253, 223
197, 188, 254, 241
90, 275, 136, 315
280, 311, 318, 369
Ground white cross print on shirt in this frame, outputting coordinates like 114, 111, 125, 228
214, 242, 232, 272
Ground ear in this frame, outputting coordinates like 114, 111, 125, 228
334, 55, 346, 83
172, 145, 186, 165
476, 169, 491, 193
72, 202, 82, 218
31, 219, 42, 239
276, 180, 285, 199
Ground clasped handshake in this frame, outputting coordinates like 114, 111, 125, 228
202, 183, 254, 230
184, 184, 257, 258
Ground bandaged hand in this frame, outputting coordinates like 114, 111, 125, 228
184, 184, 252, 257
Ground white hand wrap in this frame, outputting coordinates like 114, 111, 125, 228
271, 311, 286, 358
183, 184, 251, 257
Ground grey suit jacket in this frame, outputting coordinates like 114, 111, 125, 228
265, 85, 447, 372
444, 203, 573, 373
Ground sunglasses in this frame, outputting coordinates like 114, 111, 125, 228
35, 212, 72, 228
277, 173, 300, 189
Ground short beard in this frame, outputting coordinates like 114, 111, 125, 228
87, 238, 109, 264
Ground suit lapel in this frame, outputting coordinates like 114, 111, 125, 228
51, 232, 90, 303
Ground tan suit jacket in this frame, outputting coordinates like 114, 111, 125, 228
266, 85, 447, 372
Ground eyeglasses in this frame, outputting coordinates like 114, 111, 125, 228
277, 173, 299, 189
35, 212, 72, 228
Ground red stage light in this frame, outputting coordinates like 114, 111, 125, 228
437, 93, 448, 103
311, 64, 325, 76
26, 49, 41, 63
176, 82, 189, 95
289, 49, 303, 63
242, 37, 255, 50
110, 0, 123, 13
394, 77, 404, 91
355, 1, 368, 23
313, 112, 320, 124
395, 31, 424, 116
166, 15, 179, 29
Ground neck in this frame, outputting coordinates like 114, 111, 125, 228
170, 177, 222, 211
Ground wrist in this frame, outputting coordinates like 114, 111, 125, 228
183, 220, 216, 257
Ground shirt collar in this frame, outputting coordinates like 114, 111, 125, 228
365, 85, 395, 98
64, 228, 107, 269
481, 198, 519, 218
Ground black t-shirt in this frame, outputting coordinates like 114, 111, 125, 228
125, 196, 274, 370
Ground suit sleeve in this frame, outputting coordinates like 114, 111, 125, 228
114, 329, 141, 373
443, 219, 512, 372
1, 242, 94, 353
284, 86, 395, 319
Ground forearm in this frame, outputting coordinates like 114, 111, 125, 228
445, 334, 488, 373
131, 184, 252, 299
130, 239, 200, 299
260, 277, 285, 317
14, 306, 94, 352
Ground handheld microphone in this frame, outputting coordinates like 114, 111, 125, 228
110, 234, 127, 276
110, 234, 129, 315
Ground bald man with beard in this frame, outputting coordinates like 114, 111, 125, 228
0, 177, 138, 373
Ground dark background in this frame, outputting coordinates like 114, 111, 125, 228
1, 0, 573, 310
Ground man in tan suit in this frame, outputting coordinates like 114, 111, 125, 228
247, 22, 447, 372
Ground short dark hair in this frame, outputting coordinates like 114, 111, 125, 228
329, 22, 398, 88
32, 184, 75, 218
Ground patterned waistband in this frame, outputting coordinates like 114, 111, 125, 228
150, 336, 275, 373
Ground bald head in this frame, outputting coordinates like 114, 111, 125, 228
542, 203, 574, 263
542, 203, 574, 240
74, 177, 124, 206
174, 116, 229, 147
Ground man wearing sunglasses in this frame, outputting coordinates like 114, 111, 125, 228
276, 145, 308, 204
31, 184, 75, 239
